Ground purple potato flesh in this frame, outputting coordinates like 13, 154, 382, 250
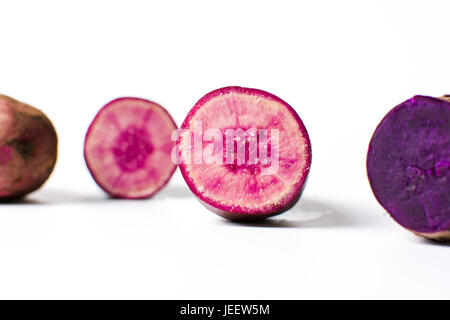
367, 95, 449, 240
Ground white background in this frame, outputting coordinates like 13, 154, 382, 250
0, 0, 449, 299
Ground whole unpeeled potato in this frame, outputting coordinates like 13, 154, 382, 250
0, 95, 57, 199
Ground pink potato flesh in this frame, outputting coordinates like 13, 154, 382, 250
0, 95, 57, 199
84, 97, 177, 199
178, 86, 312, 220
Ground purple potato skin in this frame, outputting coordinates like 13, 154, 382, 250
0, 95, 57, 199
367, 95, 449, 240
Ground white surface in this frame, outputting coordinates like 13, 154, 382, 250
0, 0, 449, 299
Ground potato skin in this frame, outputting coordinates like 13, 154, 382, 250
0, 95, 57, 199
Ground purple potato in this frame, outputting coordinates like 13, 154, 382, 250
367, 95, 449, 240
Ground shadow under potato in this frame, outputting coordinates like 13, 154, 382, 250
0, 184, 192, 205
2, 186, 448, 245
0, 189, 106, 205
0, 187, 363, 231
220, 198, 367, 228
415, 236, 450, 246
154, 184, 192, 199
0, 196, 42, 205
